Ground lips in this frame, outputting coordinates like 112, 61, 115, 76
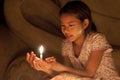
65, 34, 73, 39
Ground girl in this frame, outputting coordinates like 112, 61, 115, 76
26, 1, 120, 80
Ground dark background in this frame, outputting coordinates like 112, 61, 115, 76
0, 0, 5, 24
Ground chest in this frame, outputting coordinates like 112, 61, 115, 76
73, 45, 82, 58
71, 39, 91, 62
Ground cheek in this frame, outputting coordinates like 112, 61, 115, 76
78, 29, 83, 34
75, 29, 83, 36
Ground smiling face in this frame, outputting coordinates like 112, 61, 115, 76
60, 14, 88, 42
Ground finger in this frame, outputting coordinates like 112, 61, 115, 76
45, 56, 56, 62
33, 60, 38, 70
29, 51, 36, 66
26, 52, 30, 63
45, 56, 54, 61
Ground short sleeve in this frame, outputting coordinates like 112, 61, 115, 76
91, 33, 113, 53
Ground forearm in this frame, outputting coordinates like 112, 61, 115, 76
43, 69, 58, 77
64, 66, 95, 78
55, 63, 94, 78
48, 60, 95, 77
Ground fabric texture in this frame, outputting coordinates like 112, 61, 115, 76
51, 32, 120, 80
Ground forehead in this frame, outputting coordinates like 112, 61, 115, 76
60, 14, 80, 23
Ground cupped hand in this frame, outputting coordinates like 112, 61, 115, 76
45, 57, 66, 72
26, 51, 37, 67
33, 56, 66, 73
26, 53, 66, 75
33, 58, 53, 74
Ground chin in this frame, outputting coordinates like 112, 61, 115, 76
66, 38, 74, 42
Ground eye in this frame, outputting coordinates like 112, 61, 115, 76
69, 25, 73, 27
69, 24, 74, 27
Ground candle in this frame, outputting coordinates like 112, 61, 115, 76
39, 45, 44, 59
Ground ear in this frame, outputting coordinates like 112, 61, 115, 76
83, 19, 89, 29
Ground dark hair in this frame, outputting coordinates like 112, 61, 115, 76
59, 0, 97, 34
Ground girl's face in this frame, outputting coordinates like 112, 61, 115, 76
60, 14, 87, 42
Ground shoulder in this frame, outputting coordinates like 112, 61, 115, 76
88, 32, 112, 52
88, 32, 106, 39
88, 32, 109, 44
87, 32, 107, 43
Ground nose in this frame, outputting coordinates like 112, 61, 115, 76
64, 27, 70, 34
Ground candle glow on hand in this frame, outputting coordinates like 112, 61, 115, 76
39, 45, 44, 59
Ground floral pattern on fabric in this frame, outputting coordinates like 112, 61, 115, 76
50, 32, 120, 80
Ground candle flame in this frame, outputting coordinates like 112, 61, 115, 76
39, 45, 44, 54
39, 45, 44, 59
